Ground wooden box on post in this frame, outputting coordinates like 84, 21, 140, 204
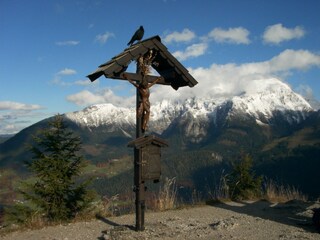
128, 135, 168, 182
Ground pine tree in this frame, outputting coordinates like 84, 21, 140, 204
227, 154, 262, 200
22, 114, 92, 221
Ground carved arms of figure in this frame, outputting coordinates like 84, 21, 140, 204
123, 73, 161, 89
123, 73, 139, 88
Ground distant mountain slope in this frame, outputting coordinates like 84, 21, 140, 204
0, 134, 14, 144
1, 77, 319, 197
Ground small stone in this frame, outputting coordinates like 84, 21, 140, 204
102, 233, 110, 240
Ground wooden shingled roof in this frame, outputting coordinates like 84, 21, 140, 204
87, 35, 198, 90
127, 135, 168, 149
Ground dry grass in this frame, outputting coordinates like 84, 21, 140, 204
96, 194, 121, 217
207, 172, 308, 204
208, 170, 230, 201
263, 179, 308, 203
95, 193, 135, 217
150, 177, 177, 211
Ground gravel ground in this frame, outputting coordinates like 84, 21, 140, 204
1, 200, 319, 240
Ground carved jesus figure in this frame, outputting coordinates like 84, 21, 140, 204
123, 74, 161, 131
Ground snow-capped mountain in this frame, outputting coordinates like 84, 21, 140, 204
66, 103, 135, 128
2, 79, 319, 198
65, 103, 136, 137
65, 78, 313, 141
229, 78, 312, 123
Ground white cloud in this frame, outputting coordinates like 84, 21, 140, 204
173, 43, 208, 61
66, 49, 320, 111
296, 84, 320, 109
55, 40, 79, 46
0, 101, 43, 111
66, 89, 134, 107
268, 49, 320, 72
213, 49, 320, 78
52, 78, 97, 87
0, 101, 46, 134
67, 90, 103, 106
209, 27, 250, 44
150, 49, 320, 103
57, 68, 77, 75
95, 31, 115, 44
51, 68, 81, 86
0, 122, 20, 135
163, 28, 196, 44
263, 23, 305, 44
296, 84, 313, 99
74, 79, 98, 86
51, 76, 67, 86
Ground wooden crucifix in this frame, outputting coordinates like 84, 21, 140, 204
87, 35, 197, 232
126, 51, 163, 231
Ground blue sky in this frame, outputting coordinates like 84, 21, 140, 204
1, 0, 320, 134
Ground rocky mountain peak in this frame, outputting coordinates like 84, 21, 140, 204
65, 78, 314, 139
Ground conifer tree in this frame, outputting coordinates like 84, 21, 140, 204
22, 114, 92, 221
227, 154, 262, 200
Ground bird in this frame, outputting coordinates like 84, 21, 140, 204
127, 26, 144, 46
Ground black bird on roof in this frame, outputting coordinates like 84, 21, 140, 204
127, 26, 144, 46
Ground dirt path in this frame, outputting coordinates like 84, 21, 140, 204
1, 200, 319, 240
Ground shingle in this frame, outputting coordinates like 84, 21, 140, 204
87, 35, 198, 90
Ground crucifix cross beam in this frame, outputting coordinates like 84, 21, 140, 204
108, 72, 167, 86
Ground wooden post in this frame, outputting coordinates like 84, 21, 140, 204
134, 61, 145, 231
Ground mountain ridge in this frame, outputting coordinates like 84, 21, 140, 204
1, 78, 319, 198
65, 78, 314, 140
